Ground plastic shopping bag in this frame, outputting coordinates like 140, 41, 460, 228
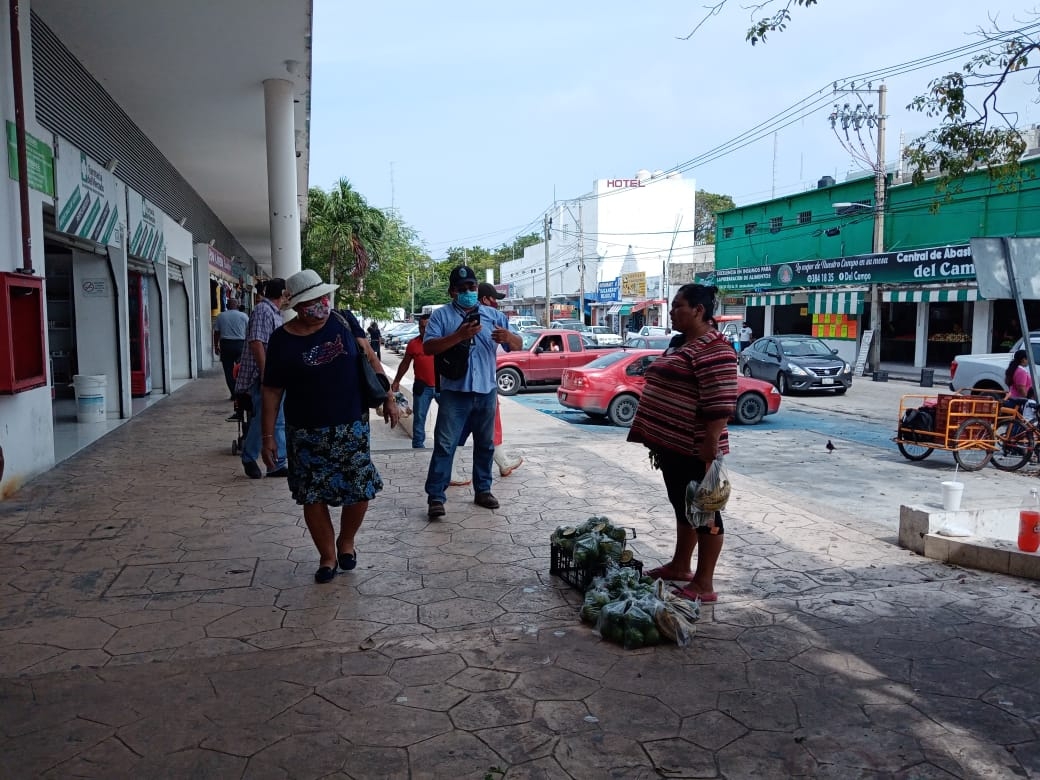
685, 456, 731, 529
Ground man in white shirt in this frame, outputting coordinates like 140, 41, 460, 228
739, 322, 753, 353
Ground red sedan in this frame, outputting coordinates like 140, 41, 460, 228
557, 349, 782, 427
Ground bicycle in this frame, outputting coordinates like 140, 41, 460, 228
991, 399, 1040, 471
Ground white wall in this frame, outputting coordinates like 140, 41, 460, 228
71, 250, 120, 413
169, 279, 191, 379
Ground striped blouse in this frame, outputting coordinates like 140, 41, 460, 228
627, 330, 738, 456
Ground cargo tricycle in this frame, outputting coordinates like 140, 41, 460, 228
895, 392, 1000, 471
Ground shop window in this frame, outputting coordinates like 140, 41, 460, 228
723, 227, 734, 239
744, 222, 757, 235
798, 210, 812, 224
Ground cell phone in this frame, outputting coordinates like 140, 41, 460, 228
463, 311, 481, 324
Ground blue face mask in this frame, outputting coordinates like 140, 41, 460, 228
457, 291, 478, 308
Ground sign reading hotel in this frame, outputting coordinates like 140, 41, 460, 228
621, 271, 647, 298
6, 122, 55, 196
606, 178, 645, 188
128, 190, 167, 263
715, 244, 975, 292
54, 137, 123, 247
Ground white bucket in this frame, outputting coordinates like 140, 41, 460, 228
72, 375, 107, 424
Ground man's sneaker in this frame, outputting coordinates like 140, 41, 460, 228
428, 501, 446, 519
243, 461, 263, 479
474, 492, 500, 510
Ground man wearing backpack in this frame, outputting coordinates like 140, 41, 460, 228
422, 266, 521, 519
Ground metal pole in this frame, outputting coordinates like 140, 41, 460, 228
870, 84, 887, 372
1001, 238, 1038, 395
543, 214, 552, 327
577, 199, 585, 325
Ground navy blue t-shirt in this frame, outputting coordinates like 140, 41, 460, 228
264, 311, 367, 429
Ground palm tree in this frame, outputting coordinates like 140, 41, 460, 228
303, 178, 386, 307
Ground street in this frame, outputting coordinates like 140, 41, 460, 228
382, 348, 1038, 537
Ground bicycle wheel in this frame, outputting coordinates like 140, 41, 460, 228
953, 418, 994, 472
992, 418, 1035, 471
897, 439, 934, 461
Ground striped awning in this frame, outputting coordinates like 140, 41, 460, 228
745, 294, 793, 307
809, 291, 864, 315
883, 288, 979, 303
606, 303, 622, 315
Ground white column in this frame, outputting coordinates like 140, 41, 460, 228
915, 303, 929, 368
263, 79, 301, 279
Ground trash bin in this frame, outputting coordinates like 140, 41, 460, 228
872, 370, 889, 383
920, 368, 935, 388
72, 374, 107, 423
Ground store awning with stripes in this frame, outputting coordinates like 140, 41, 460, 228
744, 294, 793, 307
883, 288, 979, 303
809, 291, 864, 315
606, 303, 634, 315
631, 299, 665, 313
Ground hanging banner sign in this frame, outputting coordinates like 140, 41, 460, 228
6, 122, 55, 196
208, 246, 233, 277
128, 189, 167, 263
54, 137, 123, 247
715, 244, 975, 292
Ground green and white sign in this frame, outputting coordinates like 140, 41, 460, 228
127, 190, 166, 263
55, 137, 122, 247
6, 122, 54, 196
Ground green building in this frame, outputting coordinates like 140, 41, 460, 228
713, 158, 1040, 370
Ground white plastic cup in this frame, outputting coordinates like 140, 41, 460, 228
941, 480, 964, 511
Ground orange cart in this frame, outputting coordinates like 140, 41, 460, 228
895, 391, 1000, 471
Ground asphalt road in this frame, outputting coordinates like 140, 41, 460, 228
380, 351, 1037, 536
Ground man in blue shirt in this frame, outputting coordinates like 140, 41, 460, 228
423, 266, 522, 518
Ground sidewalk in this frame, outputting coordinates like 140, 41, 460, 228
1, 371, 1038, 778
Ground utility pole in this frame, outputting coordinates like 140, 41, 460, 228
577, 199, 585, 325
409, 271, 414, 316
543, 214, 552, 327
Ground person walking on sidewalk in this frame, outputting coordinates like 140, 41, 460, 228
367, 320, 382, 359
450, 283, 523, 479
213, 298, 249, 398
391, 312, 437, 449
739, 322, 753, 353
627, 283, 737, 603
423, 266, 521, 519
261, 269, 398, 584
234, 279, 289, 479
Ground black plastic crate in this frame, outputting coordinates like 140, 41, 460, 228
550, 542, 643, 592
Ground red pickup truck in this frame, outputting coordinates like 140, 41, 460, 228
496, 329, 618, 395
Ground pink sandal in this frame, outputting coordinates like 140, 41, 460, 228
646, 565, 695, 582
672, 583, 718, 603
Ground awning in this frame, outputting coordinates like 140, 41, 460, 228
809, 291, 864, 315
883, 288, 979, 303
606, 303, 622, 315
631, 299, 666, 313
745, 294, 793, 307
618, 304, 633, 316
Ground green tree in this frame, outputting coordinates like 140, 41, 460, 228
683, 3, 1040, 187
695, 190, 736, 244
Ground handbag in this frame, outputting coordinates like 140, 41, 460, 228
359, 353, 391, 408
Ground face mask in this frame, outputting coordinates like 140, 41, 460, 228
457, 291, 478, 308
299, 297, 330, 320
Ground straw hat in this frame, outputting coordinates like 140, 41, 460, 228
285, 269, 339, 308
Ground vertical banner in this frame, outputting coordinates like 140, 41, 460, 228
6, 122, 55, 196
54, 137, 123, 247
127, 189, 167, 263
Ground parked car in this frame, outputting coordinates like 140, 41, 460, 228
624, 335, 673, 350
549, 319, 588, 332
386, 325, 419, 352
625, 325, 669, 341
496, 329, 619, 395
588, 325, 623, 346
509, 316, 541, 331
738, 335, 852, 395
949, 332, 1040, 393
557, 349, 782, 427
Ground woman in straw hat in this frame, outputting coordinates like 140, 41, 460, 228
261, 269, 399, 583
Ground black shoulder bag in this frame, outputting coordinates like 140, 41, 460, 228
434, 304, 473, 382
334, 310, 390, 407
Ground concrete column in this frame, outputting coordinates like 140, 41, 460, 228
263, 79, 301, 279
915, 303, 928, 368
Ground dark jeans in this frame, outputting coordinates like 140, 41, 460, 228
219, 339, 244, 395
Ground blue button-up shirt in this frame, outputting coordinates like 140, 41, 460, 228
424, 303, 511, 394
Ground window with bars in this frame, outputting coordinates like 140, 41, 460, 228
723, 227, 734, 239
769, 216, 783, 232
798, 210, 812, 225
744, 222, 757, 235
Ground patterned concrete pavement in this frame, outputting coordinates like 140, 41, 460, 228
1, 372, 1039, 778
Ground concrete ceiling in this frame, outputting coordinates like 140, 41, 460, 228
31, 0, 313, 272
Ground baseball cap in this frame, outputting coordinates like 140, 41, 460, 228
478, 282, 506, 300
448, 266, 478, 289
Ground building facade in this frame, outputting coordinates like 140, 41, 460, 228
0, 1, 311, 487
713, 159, 1040, 369
498, 170, 697, 332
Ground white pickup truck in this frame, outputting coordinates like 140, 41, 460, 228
948, 333, 1040, 392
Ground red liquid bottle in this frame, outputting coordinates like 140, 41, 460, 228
1018, 488, 1040, 553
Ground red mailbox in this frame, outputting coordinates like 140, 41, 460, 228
0, 272, 46, 393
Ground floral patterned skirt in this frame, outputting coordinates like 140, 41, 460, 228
286, 421, 383, 506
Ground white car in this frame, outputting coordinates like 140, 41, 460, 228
588, 326, 622, 346
625, 325, 669, 340
509, 316, 541, 331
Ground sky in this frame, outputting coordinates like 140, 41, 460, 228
309, 1, 1033, 258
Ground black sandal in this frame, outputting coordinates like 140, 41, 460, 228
314, 565, 337, 584
337, 551, 357, 571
